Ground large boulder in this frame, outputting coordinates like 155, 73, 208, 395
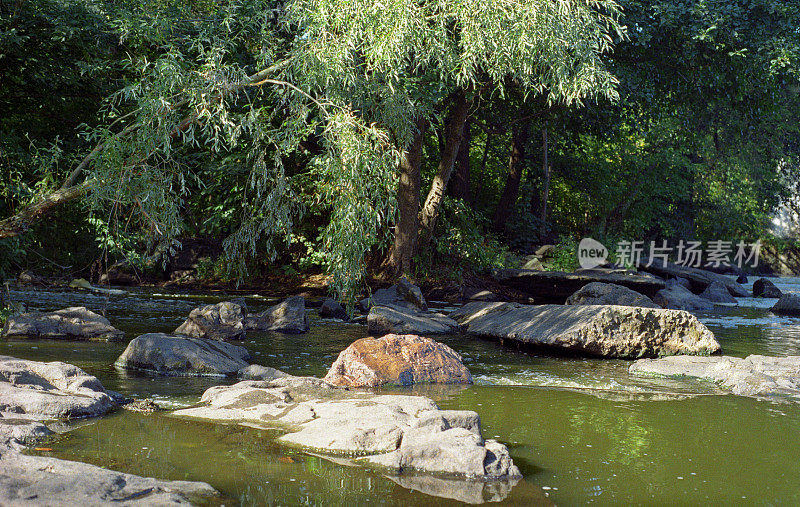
324, 334, 472, 387
493, 268, 666, 304
319, 298, 348, 320
246, 296, 309, 333
753, 278, 782, 298
0, 452, 219, 505
174, 377, 520, 480
359, 277, 428, 312
368, 305, 459, 336
699, 281, 738, 303
115, 333, 251, 376
174, 301, 246, 340
771, 294, 800, 316
0, 356, 116, 419
2, 307, 124, 342
450, 302, 720, 359
653, 282, 715, 311
638, 258, 749, 297
630, 355, 800, 401
565, 282, 659, 308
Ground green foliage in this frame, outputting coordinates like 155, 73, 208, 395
546, 236, 580, 272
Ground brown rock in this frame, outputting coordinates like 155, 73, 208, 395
324, 334, 472, 387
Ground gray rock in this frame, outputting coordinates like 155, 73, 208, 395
2, 307, 124, 342
753, 278, 782, 298
672, 277, 692, 290
0, 418, 53, 450
174, 301, 246, 340
359, 278, 427, 312
246, 296, 309, 333
736, 274, 748, 284
174, 377, 520, 479
319, 298, 348, 320
565, 282, 659, 308
367, 305, 459, 336
238, 364, 290, 381
630, 355, 800, 400
520, 255, 545, 270
699, 281, 738, 303
639, 258, 749, 297
115, 333, 251, 376
0, 356, 117, 419
450, 302, 720, 358
653, 283, 715, 311
385, 474, 521, 504
0, 452, 219, 506
771, 294, 800, 315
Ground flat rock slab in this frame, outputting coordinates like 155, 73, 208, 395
115, 333, 251, 376
174, 301, 246, 340
639, 259, 749, 297
2, 307, 123, 341
494, 269, 666, 303
0, 452, 219, 506
174, 377, 520, 480
246, 296, 309, 333
367, 305, 459, 336
324, 334, 472, 387
0, 356, 116, 419
450, 302, 720, 358
630, 355, 800, 400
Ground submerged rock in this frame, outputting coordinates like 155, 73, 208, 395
319, 298, 348, 320
238, 364, 290, 381
771, 294, 800, 316
0, 356, 117, 419
115, 333, 251, 376
324, 334, 472, 387
450, 302, 720, 358
753, 278, 782, 298
68, 278, 127, 296
630, 355, 800, 401
565, 282, 659, 308
385, 475, 523, 505
0, 452, 219, 505
2, 307, 124, 342
174, 377, 520, 480
246, 296, 309, 333
653, 282, 715, 311
367, 305, 459, 336
699, 281, 738, 304
174, 301, 247, 340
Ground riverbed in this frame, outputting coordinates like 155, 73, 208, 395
3, 278, 800, 505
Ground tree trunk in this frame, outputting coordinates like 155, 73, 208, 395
449, 117, 472, 204
492, 121, 531, 233
417, 91, 470, 253
539, 127, 551, 237
384, 118, 426, 275
0, 182, 90, 239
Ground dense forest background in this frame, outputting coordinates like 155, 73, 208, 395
1, 0, 799, 304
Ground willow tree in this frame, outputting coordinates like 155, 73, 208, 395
0, 0, 623, 304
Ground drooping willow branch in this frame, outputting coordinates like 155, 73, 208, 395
0, 60, 291, 239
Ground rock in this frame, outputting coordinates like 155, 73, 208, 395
450, 301, 720, 358
17, 271, 43, 286
771, 294, 800, 316
246, 296, 309, 333
1, 307, 124, 341
324, 334, 473, 387
736, 274, 748, 284
753, 278, 782, 298
493, 269, 666, 304
672, 277, 692, 290
99, 263, 139, 285
115, 333, 251, 376
461, 286, 498, 302
0, 452, 219, 506
699, 281, 738, 303
653, 283, 715, 311
630, 355, 800, 400
0, 418, 53, 450
359, 278, 428, 312
174, 377, 520, 479
565, 282, 659, 308
520, 255, 545, 270
68, 278, 127, 296
638, 258, 749, 297
535, 244, 556, 258
0, 356, 117, 419
319, 298, 348, 320
385, 474, 522, 504
174, 301, 247, 340
238, 364, 290, 381
123, 399, 163, 413
367, 305, 459, 336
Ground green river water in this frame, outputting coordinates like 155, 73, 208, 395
3, 279, 800, 505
